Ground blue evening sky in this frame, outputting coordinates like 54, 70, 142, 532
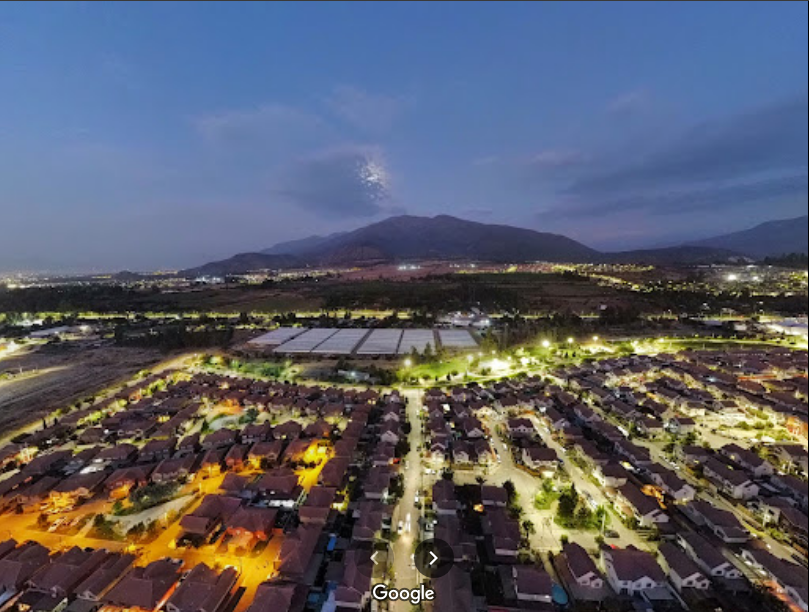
1, 2, 806, 271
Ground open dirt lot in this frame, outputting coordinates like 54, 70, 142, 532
0, 342, 164, 436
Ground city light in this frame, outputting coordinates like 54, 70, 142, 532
404, 358, 412, 368
567, 337, 574, 344
541, 339, 551, 348
592, 335, 599, 342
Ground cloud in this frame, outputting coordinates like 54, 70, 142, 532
272, 145, 396, 217
543, 173, 808, 219
570, 95, 808, 197
529, 95, 809, 223
606, 88, 651, 115
326, 86, 407, 133
194, 104, 325, 149
527, 149, 589, 169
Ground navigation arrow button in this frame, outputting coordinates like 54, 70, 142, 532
370, 551, 379, 565
429, 551, 439, 567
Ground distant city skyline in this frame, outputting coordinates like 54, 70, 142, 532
1, 2, 807, 272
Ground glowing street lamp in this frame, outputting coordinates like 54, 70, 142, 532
541, 340, 551, 348
592, 335, 599, 342
567, 337, 574, 344
404, 358, 412, 368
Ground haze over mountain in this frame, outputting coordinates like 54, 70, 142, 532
182, 214, 748, 276
686, 215, 808, 258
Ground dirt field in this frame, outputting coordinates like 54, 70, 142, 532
0, 342, 164, 436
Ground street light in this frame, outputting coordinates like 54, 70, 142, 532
592, 335, 599, 342
404, 358, 412, 368
567, 337, 574, 344
541, 340, 551, 348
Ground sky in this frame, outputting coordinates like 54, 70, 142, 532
0, 1, 807, 272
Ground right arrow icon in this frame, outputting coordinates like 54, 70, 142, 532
428, 551, 439, 566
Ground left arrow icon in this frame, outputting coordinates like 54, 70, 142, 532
370, 551, 379, 565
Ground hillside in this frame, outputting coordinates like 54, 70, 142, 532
181, 253, 301, 277
687, 215, 808, 258
266, 214, 600, 264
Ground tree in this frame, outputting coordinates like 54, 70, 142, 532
503, 480, 517, 505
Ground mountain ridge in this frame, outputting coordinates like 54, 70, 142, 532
686, 215, 808, 258
182, 214, 755, 276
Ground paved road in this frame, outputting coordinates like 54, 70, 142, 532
389, 388, 425, 612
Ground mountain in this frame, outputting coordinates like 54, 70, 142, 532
184, 214, 749, 275
686, 215, 808, 258
264, 214, 601, 264
261, 232, 346, 256
180, 253, 301, 277
605, 245, 740, 265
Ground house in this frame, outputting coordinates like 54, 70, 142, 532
241, 422, 273, 444
648, 464, 696, 502
23, 450, 72, 476
50, 471, 107, 509
275, 524, 321, 583
27, 547, 110, 599
658, 543, 711, 592
562, 542, 605, 589
681, 500, 749, 543
273, 420, 302, 440
678, 533, 744, 580
678, 445, 712, 466
225, 507, 278, 549
224, 444, 249, 471
298, 487, 336, 525
602, 546, 667, 597
103, 559, 182, 611
104, 466, 153, 499
507, 418, 535, 439
720, 443, 774, 478
363, 466, 392, 501
521, 446, 558, 475
703, 458, 759, 500
331, 548, 373, 610
201, 429, 237, 451
0, 541, 52, 597
255, 469, 302, 508
433, 566, 473, 612
138, 437, 176, 464
769, 444, 808, 475
64, 447, 100, 474
511, 565, 553, 603
200, 448, 226, 477
179, 494, 242, 539
481, 485, 508, 508
72, 553, 136, 603
482, 508, 520, 559
615, 483, 669, 527
378, 422, 400, 445
175, 433, 200, 458
667, 416, 697, 435
248, 440, 284, 469
741, 548, 808, 612
151, 455, 196, 484
282, 439, 311, 464
165, 564, 238, 612
351, 501, 387, 542
595, 463, 630, 488
319, 457, 350, 488
771, 474, 809, 511
93, 444, 138, 469
432, 479, 458, 516
245, 582, 306, 612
